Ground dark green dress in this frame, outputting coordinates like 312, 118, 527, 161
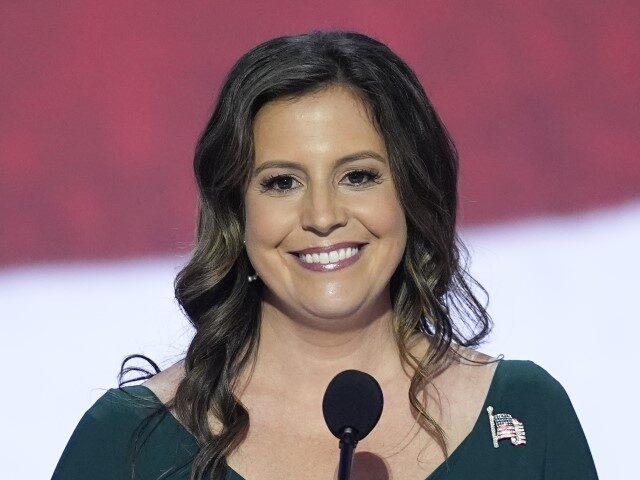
51, 360, 599, 479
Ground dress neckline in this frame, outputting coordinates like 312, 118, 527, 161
125, 358, 505, 480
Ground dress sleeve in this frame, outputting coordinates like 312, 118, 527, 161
51, 389, 137, 479
533, 363, 599, 480
52, 387, 198, 480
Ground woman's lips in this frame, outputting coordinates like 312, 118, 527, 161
291, 244, 366, 272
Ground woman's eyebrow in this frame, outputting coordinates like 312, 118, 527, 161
252, 150, 386, 177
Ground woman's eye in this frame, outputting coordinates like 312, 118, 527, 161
259, 169, 382, 195
263, 175, 300, 192
344, 170, 381, 186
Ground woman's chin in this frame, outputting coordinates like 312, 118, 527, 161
295, 301, 370, 325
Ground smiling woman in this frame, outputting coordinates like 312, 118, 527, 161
52, 30, 598, 480
245, 84, 407, 319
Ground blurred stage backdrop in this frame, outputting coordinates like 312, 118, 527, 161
1, 1, 638, 478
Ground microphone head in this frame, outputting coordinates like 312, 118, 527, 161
322, 369, 384, 441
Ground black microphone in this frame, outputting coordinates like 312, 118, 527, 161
322, 369, 384, 480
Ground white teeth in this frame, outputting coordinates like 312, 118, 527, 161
299, 247, 359, 264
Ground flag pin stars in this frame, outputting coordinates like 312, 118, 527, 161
487, 406, 527, 448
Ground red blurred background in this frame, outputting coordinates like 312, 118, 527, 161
2, 0, 638, 268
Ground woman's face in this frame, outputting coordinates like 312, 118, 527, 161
244, 84, 407, 326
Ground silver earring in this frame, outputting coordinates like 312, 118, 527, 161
243, 239, 258, 282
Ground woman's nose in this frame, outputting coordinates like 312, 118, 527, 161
299, 184, 348, 235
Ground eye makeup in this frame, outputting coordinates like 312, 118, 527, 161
258, 168, 382, 195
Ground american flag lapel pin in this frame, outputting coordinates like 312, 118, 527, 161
487, 406, 526, 448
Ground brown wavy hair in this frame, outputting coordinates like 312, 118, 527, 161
119, 29, 493, 480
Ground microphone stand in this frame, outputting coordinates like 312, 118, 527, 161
338, 427, 359, 480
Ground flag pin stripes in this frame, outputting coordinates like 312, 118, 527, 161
487, 406, 527, 448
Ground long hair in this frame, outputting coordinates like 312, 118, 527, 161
119, 29, 493, 480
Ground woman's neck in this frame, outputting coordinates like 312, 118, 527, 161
234, 296, 426, 404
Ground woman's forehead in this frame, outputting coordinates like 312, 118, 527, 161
252, 86, 385, 160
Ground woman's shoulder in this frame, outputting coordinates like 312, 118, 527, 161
447, 346, 576, 415
141, 358, 186, 405
491, 358, 598, 477
70, 384, 166, 436
52, 382, 196, 479
492, 358, 572, 406
486, 357, 589, 447
55, 357, 186, 437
